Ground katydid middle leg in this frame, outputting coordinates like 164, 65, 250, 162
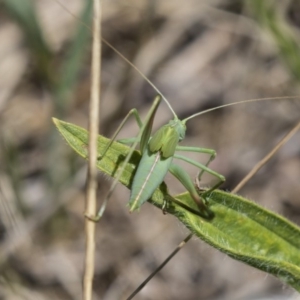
175, 145, 217, 180
175, 145, 224, 192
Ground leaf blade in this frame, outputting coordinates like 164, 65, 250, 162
53, 118, 300, 291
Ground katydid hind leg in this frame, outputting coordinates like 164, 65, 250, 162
116, 95, 161, 149
139, 95, 161, 155
168, 163, 214, 219
87, 95, 162, 221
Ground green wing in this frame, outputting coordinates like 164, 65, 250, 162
149, 125, 179, 158
149, 126, 165, 152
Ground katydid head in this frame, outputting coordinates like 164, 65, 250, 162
169, 118, 186, 142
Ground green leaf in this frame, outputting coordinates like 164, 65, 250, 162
53, 118, 300, 291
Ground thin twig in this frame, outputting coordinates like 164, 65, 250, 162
83, 0, 101, 300
232, 121, 300, 193
126, 233, 194, 300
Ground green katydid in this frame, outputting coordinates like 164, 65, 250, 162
52, 0, 298, 222
94, 94, 224, 220
51, 3, 300, 298
90, 90, 290, 221
85, 43, 299, 223
89, 38, 297, 221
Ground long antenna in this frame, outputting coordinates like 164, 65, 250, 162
100, 39, 177, 118
183, 96, 299, 123
53, 1, 300, 122
53, 0, 177, 118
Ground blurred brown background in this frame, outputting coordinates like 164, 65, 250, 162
0, 0, 300, 299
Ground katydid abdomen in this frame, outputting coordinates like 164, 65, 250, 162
129, 147, 173, 212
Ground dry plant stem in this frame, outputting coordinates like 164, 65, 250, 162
232, 121, 300, 193
127, 121, 300, 299
84, 0, 101, 300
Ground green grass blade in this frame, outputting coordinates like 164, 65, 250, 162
53, 118, 300, 291
3, 0, 53, 81
249, 1, 300, 81
57, 0, 93, 109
